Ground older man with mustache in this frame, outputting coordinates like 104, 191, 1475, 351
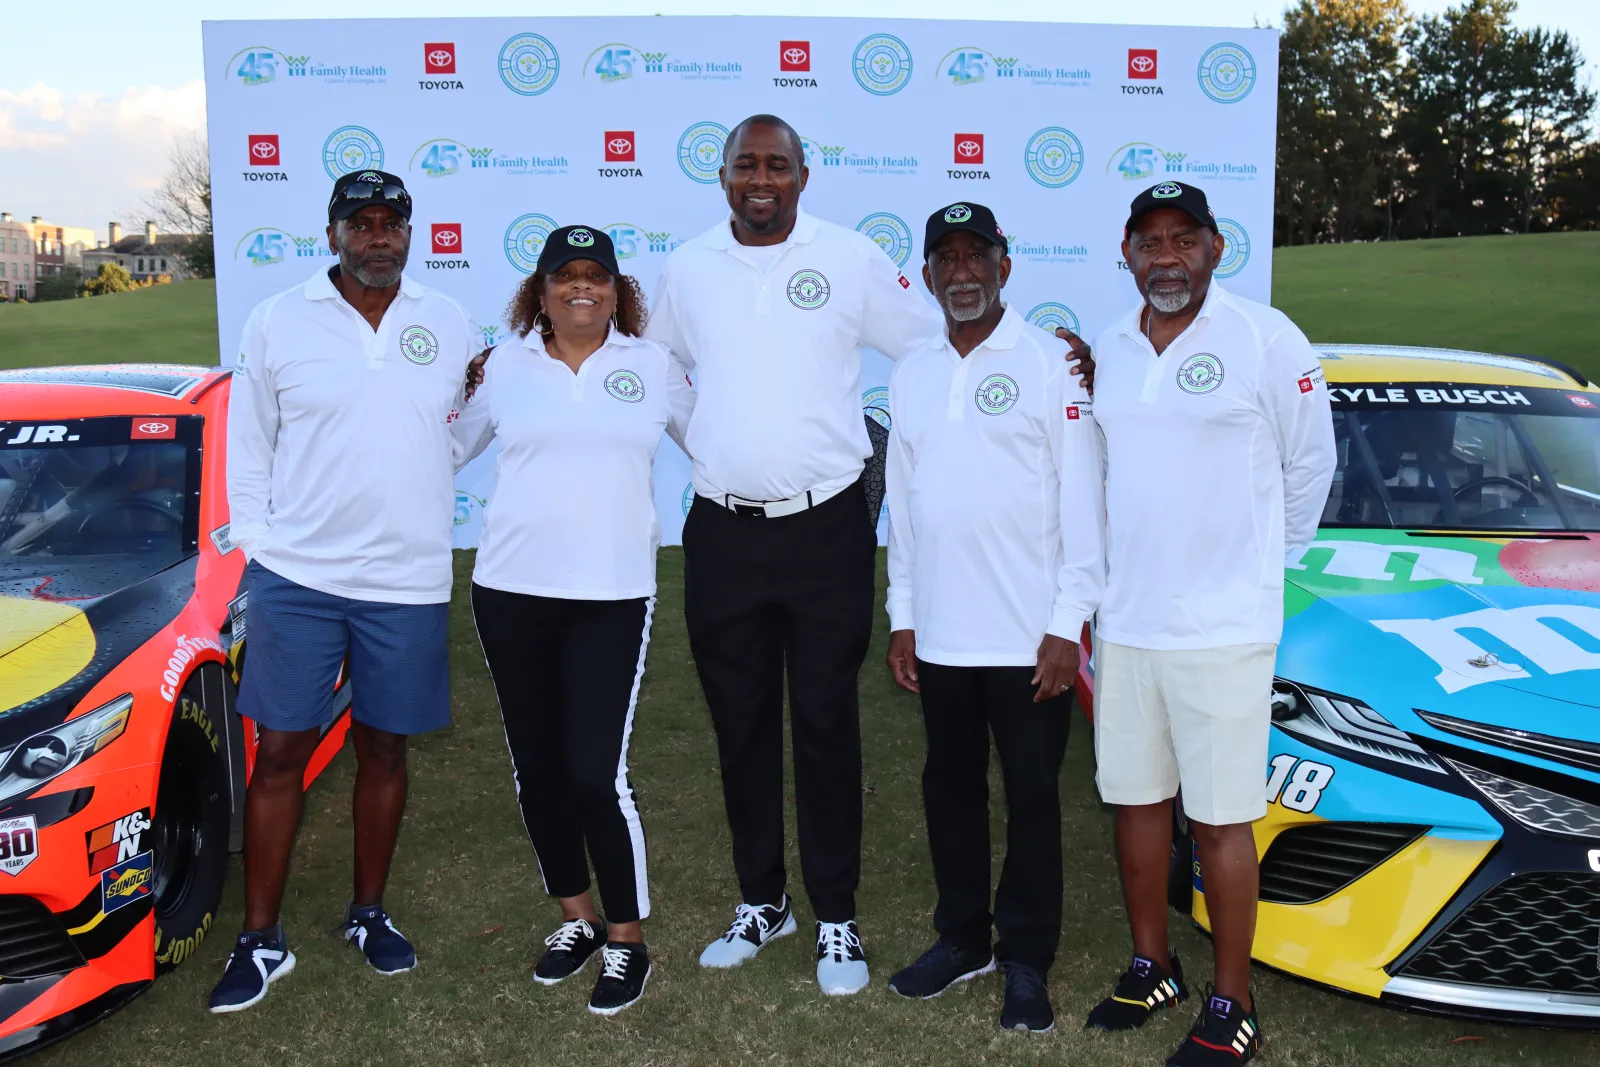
214, 169, 480, 1013
1082, 181, 1334, 1066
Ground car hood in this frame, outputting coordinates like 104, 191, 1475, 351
1280, 531, 1600, 744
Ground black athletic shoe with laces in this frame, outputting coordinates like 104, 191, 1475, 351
999, 961, 1054, 1032
1167, 987, 1262, 1066
533, 917, 607, 985
1085, 953, 1188, 1031
889, 937, 996, 999
589, 941, 651, 1016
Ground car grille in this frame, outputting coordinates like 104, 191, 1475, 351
1449, 759, 1600, 837
0, 896, 86, 979
1259, 822, 1426, 904
1399, 873, 1600, 994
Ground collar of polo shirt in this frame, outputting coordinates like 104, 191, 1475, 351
941, 304, 1026, 353
303, 264, 424, 303
518, 324, 641, 353
701, 206, 822, 251
1117, 277, 1227, 341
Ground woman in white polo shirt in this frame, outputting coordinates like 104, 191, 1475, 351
453, 225, 692, 1017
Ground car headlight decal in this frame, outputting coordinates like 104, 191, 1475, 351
1271, 681, 1444, 773
1448, 759, 1600, 838
0, 694, 132, 805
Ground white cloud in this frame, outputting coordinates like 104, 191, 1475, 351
0, 81, 205, 231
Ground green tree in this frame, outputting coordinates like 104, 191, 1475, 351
181, 232, 215, 278
82, 263, 136, 296
1276, 0, 1411, 245
32, 266, 83, 302
1503, 27, 1596, 231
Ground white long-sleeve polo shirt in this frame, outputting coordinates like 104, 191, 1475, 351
451, 328, 695, 600
885, 307, 1106, 667
226, 266, 479, 604
1089, 282, 1337, 650
645, 208, 943, 502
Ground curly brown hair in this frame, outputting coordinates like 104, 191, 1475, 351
506, 270, 647, 339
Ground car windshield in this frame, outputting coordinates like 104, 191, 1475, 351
0, 416, 198, 595
1323, 383, 1600, 531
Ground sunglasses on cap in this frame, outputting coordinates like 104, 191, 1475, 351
329, 178, 413, 220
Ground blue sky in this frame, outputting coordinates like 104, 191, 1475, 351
3, 0, 1596, 227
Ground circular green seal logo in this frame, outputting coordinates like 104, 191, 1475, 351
855, 213, 912, 268
1177, 352, 1225, 394
787, 269, 830, 310
568, 228, 595, 247
1151, 181, 1183, 199
399, 325, 439, 366
943, 204, 973, 223
499, 33, 560, 96
604, 369, 645, 403
975, 373, 1020, 415
1197, 42, 1256, 104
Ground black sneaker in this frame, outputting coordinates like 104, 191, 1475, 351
999, 961, 1054, 1032
889, 937, 996, 998
342, 903, 417, 975
1085, 953, 1188, 1031
1167, 987, 1262, 1066
207, 926, 295, 1013
589, 942, 651, 1016
534, 917, 607, 985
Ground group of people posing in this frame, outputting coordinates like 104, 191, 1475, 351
212, 111, 1336, 1067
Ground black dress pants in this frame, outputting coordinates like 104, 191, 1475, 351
471, 584, 653, 924
916, 659, 1071, 974
682, 480, 876, 924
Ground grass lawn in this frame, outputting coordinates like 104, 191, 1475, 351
11, 235, 1600, 1064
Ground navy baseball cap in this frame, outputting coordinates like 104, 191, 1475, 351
1126, 181, 1215, 236
924, 202, 1006, 256
536, 225, 620, 276
328, 170, 412, 222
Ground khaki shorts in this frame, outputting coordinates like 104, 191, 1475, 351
1092, 640, 1276, 826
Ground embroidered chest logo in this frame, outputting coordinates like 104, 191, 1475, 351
787, 269, 830, 310
975, 373, 1020, 415
1176, 352, 1224, 394
399, 325, 440, 365
604, 369, 645, 403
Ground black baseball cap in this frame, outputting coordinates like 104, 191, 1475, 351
328, 170, 413, 222
536, 225, 620, 276
1125, 181, 1215, 236
924, 202, 1006, 256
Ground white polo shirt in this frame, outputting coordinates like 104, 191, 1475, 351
451, 328, 694, 600
645, 208, 943, 501
1090, 282, 1336, 650
885, 307, 1106, 666
227, 266, 479, 604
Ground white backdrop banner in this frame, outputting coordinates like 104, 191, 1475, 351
202, 16, 1279, 547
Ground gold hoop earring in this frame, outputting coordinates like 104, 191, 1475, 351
533, 310, 553, 335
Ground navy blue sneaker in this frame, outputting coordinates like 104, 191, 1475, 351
342, 903, 416, 975
208, 926, 295, 1013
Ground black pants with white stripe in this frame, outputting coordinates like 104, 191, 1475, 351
683, 479, 877, 924
916, 661, 1070, 975
470, 584, 652, 924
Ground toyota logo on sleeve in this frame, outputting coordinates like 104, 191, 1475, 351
953, 134, 985, 163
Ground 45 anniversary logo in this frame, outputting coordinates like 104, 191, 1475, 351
936, 45, 1090, 89
585, 42, 743, 82
227, 44, 387, 87
410, 137, 568, 178
1106, 141, 1260, 183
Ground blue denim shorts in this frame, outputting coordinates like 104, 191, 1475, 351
236, 561, 451, 735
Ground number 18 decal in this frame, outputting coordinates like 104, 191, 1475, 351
1265, 754, 1334, 813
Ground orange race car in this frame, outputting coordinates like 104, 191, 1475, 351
0, 364, 350, 1060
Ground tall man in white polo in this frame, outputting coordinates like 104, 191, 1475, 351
646, 113, 943, 995
1082, 181, 1334, 1066
213, 170, 479, 1013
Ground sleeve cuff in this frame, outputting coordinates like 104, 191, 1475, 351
886, 598, 915, 633
1045, 608, 1091, 644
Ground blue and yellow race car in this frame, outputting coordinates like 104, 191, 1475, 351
1080, 344, 1600, 1026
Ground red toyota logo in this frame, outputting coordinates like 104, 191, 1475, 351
432, 223, 463, 254
131, 420, 175, 439
248, 134, 279, 166
604, 131, 635, 162
425, 42, 456, 74
954, 133, 984, 164
1570, 394, 1596, 409
140, 422, 168, 434
1128, 49, 1158, 79
780, 41, 810, 71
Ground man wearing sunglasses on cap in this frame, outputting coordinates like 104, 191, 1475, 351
212, 170, 482, 1013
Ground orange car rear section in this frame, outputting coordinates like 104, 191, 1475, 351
0, 366, 350, 1059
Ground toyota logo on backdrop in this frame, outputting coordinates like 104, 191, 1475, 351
780, 40, 810, 70
248, 134, 279, 165
1128, 49, 1158, 79
954, 133, 985, 164
425, 42, 456, 74
605, 131, 636, 162
431, 223, 462, 254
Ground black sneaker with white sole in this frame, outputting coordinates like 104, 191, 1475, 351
999, 961, 1055, 1032
589, 942, 651, 1016
889, 937, 996, 998
534, 917, 607, 984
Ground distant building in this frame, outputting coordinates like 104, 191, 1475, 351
80, 221, 196, 283
0, 214, 35, 300
24, 217, 97, 273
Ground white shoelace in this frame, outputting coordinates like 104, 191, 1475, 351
600, 944, 631, 981
817, 921, 861, 962
544, 918, 594, 951
723, 902, 772, 942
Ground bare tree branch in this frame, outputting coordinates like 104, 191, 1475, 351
143, 132, 212, 237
